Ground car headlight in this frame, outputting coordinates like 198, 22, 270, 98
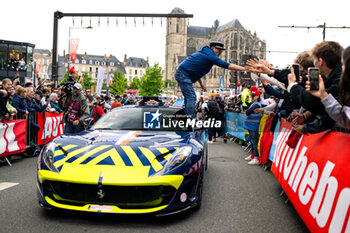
39, 142, 59, 172
162, 146, 192, 174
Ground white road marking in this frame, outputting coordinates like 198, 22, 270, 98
0, 182, 19, 191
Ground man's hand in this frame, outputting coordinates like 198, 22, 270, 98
291, 110, 304, 125
306, 74, 328, 100
246, 59, 272, 75
288, 67, 297, 85
73, 120, 80, 126
293, 124, 304, 134
269, 112, 276, 118
254, 108, 264, 113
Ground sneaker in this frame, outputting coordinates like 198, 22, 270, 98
213, 138, 216, 142
245, 155, 252, 161
207, 140, 213, 144
248, 158, 259, 165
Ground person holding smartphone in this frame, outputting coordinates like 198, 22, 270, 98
287, 41, 344, 134
306, 46, 350, 129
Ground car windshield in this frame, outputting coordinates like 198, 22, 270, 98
92, 107, 191, 132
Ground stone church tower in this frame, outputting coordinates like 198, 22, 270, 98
165, 8, 188, 84
165, 7, 266, 91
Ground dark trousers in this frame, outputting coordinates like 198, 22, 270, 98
64, 122, 85, 134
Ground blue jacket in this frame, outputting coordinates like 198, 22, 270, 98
23, 97, 47, 112
178, 46, 230, 83
12, 93, 27, 114
244, 102, 262, 131
50, 101, 63, 113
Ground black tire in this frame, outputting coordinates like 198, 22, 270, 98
193, 169, 203, 211
205, 144, 208, 171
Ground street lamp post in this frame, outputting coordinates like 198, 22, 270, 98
67, 26, 92, 74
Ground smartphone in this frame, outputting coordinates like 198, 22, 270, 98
308, 67, 319, 91
292, 64, 300, 82
241, 55, 258, 66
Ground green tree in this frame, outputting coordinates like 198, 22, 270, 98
109, 70, 128, 95
164, 79, 176, 88
81, 71, 92, 90
129, 77, 141, 90
60, 71, 80, 84
139, 63, 163, 96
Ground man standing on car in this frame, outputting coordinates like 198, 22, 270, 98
175, 41, 247, 118
63, 82, 90, 134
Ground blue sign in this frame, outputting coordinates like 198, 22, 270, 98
219, 76, 225, 91
143, 110, 162, 129
225, 112, 247, 141
173, 98, 184, 107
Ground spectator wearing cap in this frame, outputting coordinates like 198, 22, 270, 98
243, 90, 262, 165
63, 82, 90, 134
175, 41, 247, 118
34, 90, 44, 106
241, 83, 251, 110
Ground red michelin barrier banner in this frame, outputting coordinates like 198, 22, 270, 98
271, 119, 350, 233
37, 112, 65, 145
0, 119, 27, 157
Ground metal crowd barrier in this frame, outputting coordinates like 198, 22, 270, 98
11, 111, 39, 149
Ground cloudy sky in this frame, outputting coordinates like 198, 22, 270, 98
1, 0, 349, 70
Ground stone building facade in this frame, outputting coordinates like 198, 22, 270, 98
165, 8, 266, 91
123, 54, 149, 84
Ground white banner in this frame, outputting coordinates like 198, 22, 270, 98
96, 68, 105, 95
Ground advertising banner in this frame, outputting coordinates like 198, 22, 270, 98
69, 38, 80, 62
0, 120, 27, 157
271, 119, 350, 233
225, 112, 247, 141
37, 112, 64, 145
95, 68, 105, 95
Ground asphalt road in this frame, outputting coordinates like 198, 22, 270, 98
0, 139, 309, 233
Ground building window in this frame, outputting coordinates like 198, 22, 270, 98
95, 61, 100, 65
140, 70, 143, 76
176, 22, 179, 33
89, 60, 93, 64
82, 66, 86, 72
102, 62, 106, 66
135, 70, 137, 75
89, 67, 92, 72
75, 59, 79, 63
129, 69, 132, 75
96, 67, 98, 73
129, 76, 132, 82
110, 62, 114, 66
82, 60, 86, 64
43, 59, 48, 65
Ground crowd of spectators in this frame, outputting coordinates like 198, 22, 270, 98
1, 40, 349, 161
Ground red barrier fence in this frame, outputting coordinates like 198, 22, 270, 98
0, 112, 65, 157
0, 119, 27, 157
271, 119, 350, 233
37, 112, 64, 145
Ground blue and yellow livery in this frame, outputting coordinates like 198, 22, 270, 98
37, 103, 208, 216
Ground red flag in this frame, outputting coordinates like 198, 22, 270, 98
70, 38, 80, 62
35, 61, 41, 74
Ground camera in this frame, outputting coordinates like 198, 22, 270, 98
61, 74, 76, 94
308, 67, 319, 91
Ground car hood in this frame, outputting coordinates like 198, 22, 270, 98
49, 130, 193, 176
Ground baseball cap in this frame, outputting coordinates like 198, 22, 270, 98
209, 41, 226, 50
73, 82, 82, 90
251, 90, 261, 96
